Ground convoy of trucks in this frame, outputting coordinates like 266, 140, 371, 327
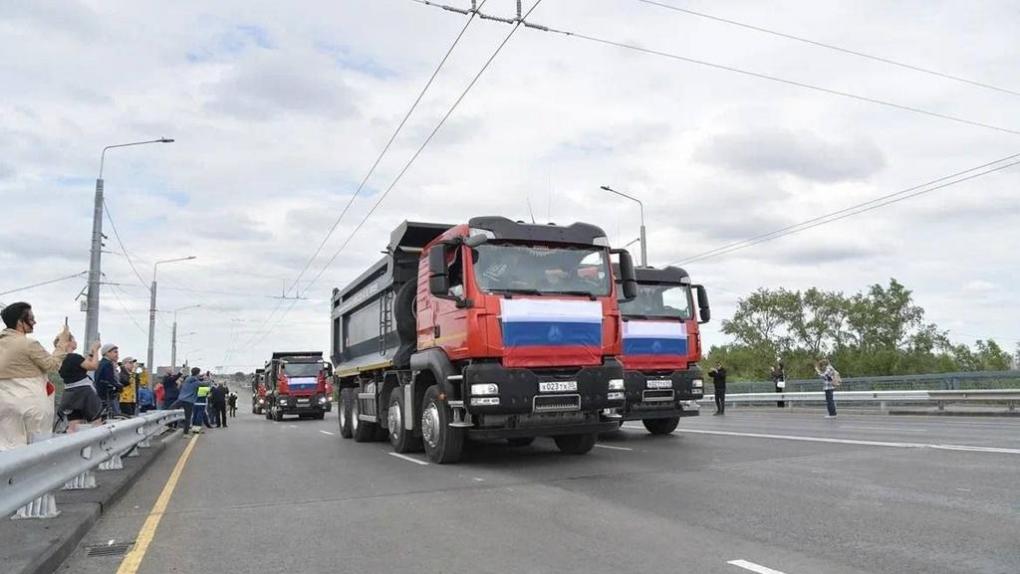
260, 351, 333, 421
251, 368, 266, 415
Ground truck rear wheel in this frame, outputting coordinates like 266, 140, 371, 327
553, 433, 597, 455
420, 385, 463, 464
339, 388, 354, 438
352, 393, 377, 442
642, 417, 680, 435
388, 388, 423, 453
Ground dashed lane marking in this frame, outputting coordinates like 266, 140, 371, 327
648, 427, 1020, 455
594, 443, 633, 451
319, 430, 335, 436
388, 452, 429, 466
727, 559, 787, 574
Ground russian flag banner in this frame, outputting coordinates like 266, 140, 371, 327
286, 376, 318, 390
623, 320, 688, 356
500, 299, 603, 348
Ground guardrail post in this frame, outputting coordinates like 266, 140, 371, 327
11, 493, 60, 520
63, 470, 97, 490
99, 453, 124, 470
937, 400, 945, 411
1009, 401, 1016, 413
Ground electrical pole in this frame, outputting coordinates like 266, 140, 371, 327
600, 185, 648, 266
146, 256, 196, 381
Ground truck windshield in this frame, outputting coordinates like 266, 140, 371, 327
472, 243, 611, 296
281, 362, 322, 377
619, 283, 693, 319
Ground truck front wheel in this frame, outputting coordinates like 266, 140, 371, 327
642, 417, 680, 435
339, 389, 353, 438
554, 433, 597, 455
420, 385, 463, 464
388, 388, 423, 453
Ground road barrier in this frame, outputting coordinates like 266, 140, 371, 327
703, 389, 1020, 412
716, 370, 1020, 395
0, 410, 183, 520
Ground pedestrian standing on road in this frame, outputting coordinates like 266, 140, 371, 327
0, 302, 73, 450
227, 389, 238, 418
708, 362, 727, 415
193, 376, 213, 429
816, 358, 840, 418
95, 344, 123, 417
119, 357, 137, 416
772, 359, 786, 408
210, 383, 228, 428
169, 367, 201, 434
154, 379, 166, 410
162, 371, 182, 410
56, 337, 104, 431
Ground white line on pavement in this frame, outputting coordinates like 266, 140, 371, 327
319, 430, 335, 436
388, 452, 429, 466
727, 559, 787, 574
594, 444, 633, 451
664, 428, 1020, 455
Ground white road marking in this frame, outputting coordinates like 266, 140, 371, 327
388, 452, 429, 466
668, 428, 1020, 455
727, 559, 787, 574
594, 444, 633, 451
319, 430, 335, 436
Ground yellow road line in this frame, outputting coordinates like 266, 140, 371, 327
116, 434, 199, 574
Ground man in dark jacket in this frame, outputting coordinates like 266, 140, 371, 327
163, 371, 182, 405
709, 362, 727, 415
95, 344, 122, 417
169, 368, 202, 434
210, 384, 228, 428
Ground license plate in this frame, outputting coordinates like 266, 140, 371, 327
297, 399, 310, 404
539, 381, 577, 393
646, 380, 673, 389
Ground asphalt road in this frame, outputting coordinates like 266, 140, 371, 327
59, 404, 1020, 574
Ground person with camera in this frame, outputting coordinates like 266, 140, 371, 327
57, 337, 104, 430
95, 344, 123, 417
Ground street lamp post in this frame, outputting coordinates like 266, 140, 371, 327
171, 305, 201, 371
147, 256, 196, 380
85, 138, 174, 350
600, 185, 647, 267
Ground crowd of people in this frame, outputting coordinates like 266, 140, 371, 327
0, 300, 237, 451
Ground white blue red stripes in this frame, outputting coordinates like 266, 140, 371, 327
623, 320, 688, 355
500, 299, 603, 348
286, 376, 318, 390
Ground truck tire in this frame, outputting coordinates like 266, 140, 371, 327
642, 417, 680, 435
420, 384, 464, 464
553, 433, 597, 455
352, 393, 377, 442
264, 404, 273, 420
507, 437, 535, 447
273, 406, 283, 422
388, 388, 423, 453
339, 388, 354, 438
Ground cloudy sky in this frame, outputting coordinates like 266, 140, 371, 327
2, 0, 1018, 372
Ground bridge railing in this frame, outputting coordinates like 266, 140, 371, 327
714, 370, 1020, 395
0, 409, 183, 520
702, 389, 1020, 412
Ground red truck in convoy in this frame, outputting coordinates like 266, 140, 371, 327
262, 351, 333, 421
616, 265, 710, 434
251, 368, 266, 415
331, 217, 638, 463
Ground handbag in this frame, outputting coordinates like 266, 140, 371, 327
777, 379, 786, 389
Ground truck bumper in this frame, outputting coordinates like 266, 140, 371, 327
619, 369, 704, 421
467, 419, 620, 440
276, 395, 332, 413
461, 359, 626, 416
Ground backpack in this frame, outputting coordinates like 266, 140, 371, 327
831, 369, 842, 387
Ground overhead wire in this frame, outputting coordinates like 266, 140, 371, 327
673, 153, 1020, 265
245, 0, 546, 354
105, 283, 149, 336
102, 199, 150, 289
0, 271, 87, 297
631, 0, 1020, 98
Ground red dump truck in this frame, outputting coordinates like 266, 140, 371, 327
331, 217, 637, 463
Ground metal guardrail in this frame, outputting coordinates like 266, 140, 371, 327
702, 389, 1020, 412
0, 409, 183, 519
716, 370, 1020, 395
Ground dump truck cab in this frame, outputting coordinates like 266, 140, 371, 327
251, 368, 266, 414
263, 352, 332, 421
332, 217, 638, 463
615, 265, 710, 434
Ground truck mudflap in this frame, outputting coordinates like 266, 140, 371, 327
620, 369, 704, 420
461, 360, 626, 416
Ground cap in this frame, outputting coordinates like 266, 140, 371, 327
100, 344, 118, 355
122, 356, 137, 363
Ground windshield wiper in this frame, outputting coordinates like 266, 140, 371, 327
488, 288, 543, 298
545, 290, 598, 300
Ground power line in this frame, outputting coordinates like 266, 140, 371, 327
632, 0, 1020, 98
105, 284, 149, 336
0, 271, 87, 297
278, 0, 491, 303
673, 153, 1020, 265
246, 0, 545, 350
102, 199, 149, 289
524, 25, 1020, 137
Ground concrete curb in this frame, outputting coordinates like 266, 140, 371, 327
1, 428, 182, 574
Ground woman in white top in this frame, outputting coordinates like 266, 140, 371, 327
815, 359, 839, 418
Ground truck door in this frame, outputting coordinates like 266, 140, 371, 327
424, 245, 469, 356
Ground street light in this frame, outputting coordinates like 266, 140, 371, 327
147, 256, 196, 379
85, 138, 175, 350
600, 185, 647, 267
171, 305, 201, 372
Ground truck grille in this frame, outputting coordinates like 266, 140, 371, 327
642, 389, 675, 403
533, 394, 581, 413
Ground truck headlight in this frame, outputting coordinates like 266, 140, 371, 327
471, 383, 499, 395
692, 379, 703, 389
608, 378, 624, 391
258, 399, 265, 404
318, 397, 327, 403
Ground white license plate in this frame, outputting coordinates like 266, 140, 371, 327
297, 399, 310, 404
646, 380, 673, 389
539, 381, 577, 393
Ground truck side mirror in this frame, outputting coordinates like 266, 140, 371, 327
428, 245, 450, 296
693, 284, 711, 324
612, 249, 638, 301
